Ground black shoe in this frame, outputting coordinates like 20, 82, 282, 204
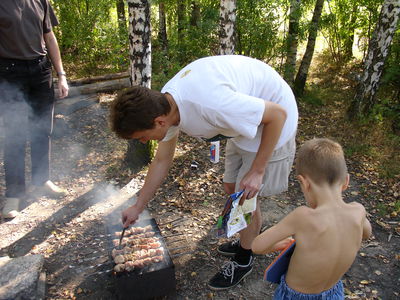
217, 239, 241, 257
208, 256, 254, 290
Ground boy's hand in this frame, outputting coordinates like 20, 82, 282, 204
272, 237, 295, 252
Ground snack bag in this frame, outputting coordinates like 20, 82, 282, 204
214, 190, 244, 238
226, 194, 257, 237
214, 190, 258, 238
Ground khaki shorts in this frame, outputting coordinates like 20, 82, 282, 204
223, 135, 296, 197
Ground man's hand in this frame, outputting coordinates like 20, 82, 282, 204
57, 75, 69, 98
239, 170, 264, 205
122, 204, 142, 228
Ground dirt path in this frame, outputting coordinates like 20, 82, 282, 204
0, 99, 399, 299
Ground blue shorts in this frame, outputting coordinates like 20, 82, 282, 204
273, 274, 344, 300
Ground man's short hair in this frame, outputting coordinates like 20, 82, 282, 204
110, 86, 171, 139
296, 138, 348, 185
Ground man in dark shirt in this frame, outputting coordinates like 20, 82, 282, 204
0, 0, 69, 219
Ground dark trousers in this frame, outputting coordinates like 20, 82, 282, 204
0, 56, 55, 198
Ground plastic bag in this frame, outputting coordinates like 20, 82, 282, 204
214, 190, 257, 238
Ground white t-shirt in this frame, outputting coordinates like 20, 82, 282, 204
161, 55, 298, 152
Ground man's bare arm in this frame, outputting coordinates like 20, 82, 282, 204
239, 101, 287, 202
44, 31, 69, 98
122, 134, 178, 227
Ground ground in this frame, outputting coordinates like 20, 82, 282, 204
0, 93, 399, 300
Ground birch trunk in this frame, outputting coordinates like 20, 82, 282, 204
293, 0, 324, 97
126, 0, 152, 169
219, 0, 236, 55
284, 0, 301, 86
349, 0, 400, 118
127, 0, 151, 88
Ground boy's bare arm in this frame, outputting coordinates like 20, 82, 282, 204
362, 213, 372, 240
352, 202, 372, 240
252, 206, 309, 254
363, 218, 372, 240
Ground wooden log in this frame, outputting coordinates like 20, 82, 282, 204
55, 77, 131, 98
68, 71, 129, 86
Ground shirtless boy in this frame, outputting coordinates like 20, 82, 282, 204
252, 138, 372, 299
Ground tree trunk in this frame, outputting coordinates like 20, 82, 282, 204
219, 0, 236, 55
158, 2, 168, 53
342, 4, 358, 60
177, 1, 186, 36
348, 0, 400, 119
126, 0, 152, 170
127, 0, 151, 88
116, 0, 127, 41
177, 0, 186, 62
190, 1, 201, 27
284, 0, 301, 86
293, 0, 324, 97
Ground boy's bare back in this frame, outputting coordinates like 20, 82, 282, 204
286, 201, 368, 293
252, 138, 372, 295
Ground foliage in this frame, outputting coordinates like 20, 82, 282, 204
236, 0, 286, 65
300, 84, 325, 106
319, 0, 382, 62
52, 0, 129, 77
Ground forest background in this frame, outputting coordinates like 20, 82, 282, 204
51, 0, 399, 213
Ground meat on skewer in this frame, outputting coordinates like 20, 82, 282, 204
112, 225, 165, 273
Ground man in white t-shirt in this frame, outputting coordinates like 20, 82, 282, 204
110, 55, 298, 290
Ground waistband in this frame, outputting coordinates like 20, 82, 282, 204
0, 55, 47, 65
277, 274, 344, 299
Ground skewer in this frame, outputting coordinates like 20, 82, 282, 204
158, 216, 184, 226
118, 227, 127, 249
80, 255, 107, 262
163, 232, 184, 238
87, 269, 113, 276
168, 245, 188, 252
165, 238, 186, 244
171, 250, 195, 258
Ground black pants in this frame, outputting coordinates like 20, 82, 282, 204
0, 56, 55, 198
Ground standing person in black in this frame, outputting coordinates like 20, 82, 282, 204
0, 0, 69, 219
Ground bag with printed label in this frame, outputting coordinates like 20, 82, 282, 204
213, 190, 257, 238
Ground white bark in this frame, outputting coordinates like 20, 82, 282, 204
127, 0, 152, 88
352, 0, 400, 115
219, 0, 236, 55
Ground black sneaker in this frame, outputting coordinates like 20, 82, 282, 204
217, 239, 240, 257
208, 256, 254, 290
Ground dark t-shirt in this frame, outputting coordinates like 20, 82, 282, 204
0, 0, 59, 60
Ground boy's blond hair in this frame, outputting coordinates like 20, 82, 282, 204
296, 138, 348, 185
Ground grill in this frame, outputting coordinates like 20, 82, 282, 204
108, 218, 176, 299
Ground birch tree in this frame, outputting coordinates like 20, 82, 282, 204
293, 0, 324, 97
349, 0, 400, 118
284, 0, 301, 86
219, 0, 236, 55
126, 0, 152, 169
